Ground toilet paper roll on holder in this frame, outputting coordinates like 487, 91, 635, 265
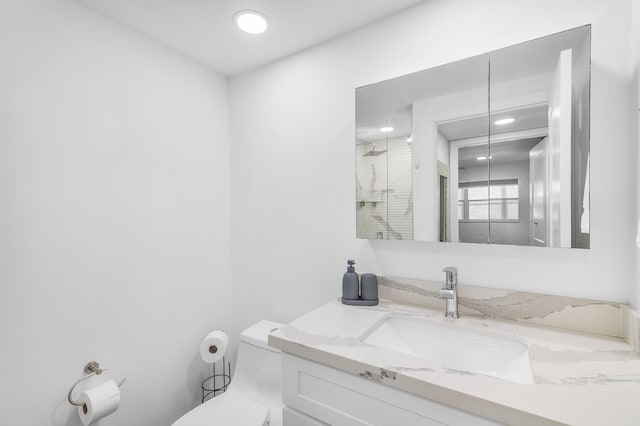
67, 361, 126, 409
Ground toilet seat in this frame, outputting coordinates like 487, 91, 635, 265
172, 391, 269, 426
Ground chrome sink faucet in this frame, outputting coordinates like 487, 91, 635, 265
439, 267, 459, 319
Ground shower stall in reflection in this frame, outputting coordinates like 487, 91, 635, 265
356, 136, 413, 240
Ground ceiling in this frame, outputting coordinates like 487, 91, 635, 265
458, 137, 543, 168
74, 0, 426, 76
438, 104, 549, 141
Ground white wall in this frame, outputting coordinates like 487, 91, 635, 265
633, 0, 640, 310
0, 1, 231, 425
229, 0, 637, 336
437, 131, 450, 166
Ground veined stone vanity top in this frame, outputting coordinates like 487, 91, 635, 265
268, 277, 640, 426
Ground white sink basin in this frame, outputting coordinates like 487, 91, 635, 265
361, 316, 533, 384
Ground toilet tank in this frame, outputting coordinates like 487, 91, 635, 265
232, 320, 283, 408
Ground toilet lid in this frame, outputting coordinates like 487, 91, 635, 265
172, 391, 269, 426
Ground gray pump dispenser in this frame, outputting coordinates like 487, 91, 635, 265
341, 260, 360, 303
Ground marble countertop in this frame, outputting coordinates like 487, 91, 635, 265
269, 298, 640, 426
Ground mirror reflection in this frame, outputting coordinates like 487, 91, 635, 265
355, 26, 590, 248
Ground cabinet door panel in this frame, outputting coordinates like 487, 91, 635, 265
283, 407, 328, 426
283, 354, 503, 426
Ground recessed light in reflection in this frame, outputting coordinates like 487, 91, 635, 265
380, 126, 394, 133
494, 117, 515, 125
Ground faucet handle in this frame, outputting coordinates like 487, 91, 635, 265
442, 266, 457, 285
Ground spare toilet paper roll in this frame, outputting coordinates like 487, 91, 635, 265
199, 330, 229, 363
77, 380, 120, 426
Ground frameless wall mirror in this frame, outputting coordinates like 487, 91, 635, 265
355, 25, 590, 248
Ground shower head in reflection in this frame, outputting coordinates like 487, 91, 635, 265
363, 144, 387, 157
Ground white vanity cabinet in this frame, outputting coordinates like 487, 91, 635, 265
282, 353, 503, 426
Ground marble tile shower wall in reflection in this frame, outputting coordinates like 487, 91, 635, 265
356, 137, 413, 239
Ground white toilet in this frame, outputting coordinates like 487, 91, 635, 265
173, 320, 284, 426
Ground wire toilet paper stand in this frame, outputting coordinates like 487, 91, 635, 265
201, 357, 231, 403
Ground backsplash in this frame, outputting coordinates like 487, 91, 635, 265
622, 305, 640, 353
379, 276, 632, 342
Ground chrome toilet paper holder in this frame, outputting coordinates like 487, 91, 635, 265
67, 361, 126, 411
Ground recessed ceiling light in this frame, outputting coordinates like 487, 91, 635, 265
476, 156, 492, 161
234, 10, 269, 34
380, 126, 394, 133
494, 117, 515, 126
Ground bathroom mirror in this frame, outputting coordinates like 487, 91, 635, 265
355, 25, 590, 248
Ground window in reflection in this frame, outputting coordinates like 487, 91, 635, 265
458, 181, 519, 222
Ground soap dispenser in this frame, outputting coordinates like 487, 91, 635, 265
342, 260, 360, 303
